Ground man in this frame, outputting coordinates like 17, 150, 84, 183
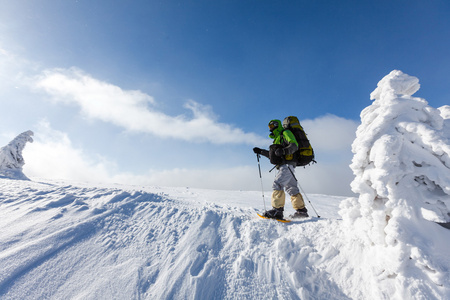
253, 119, 309, 220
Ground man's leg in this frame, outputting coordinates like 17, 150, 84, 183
264, 165, 293, 219
271, 189, 285, 208
263, 189, 285, 219
283, 165, 308, 218
290, 193, 305, 210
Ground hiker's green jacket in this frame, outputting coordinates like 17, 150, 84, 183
258, 119, 298, 165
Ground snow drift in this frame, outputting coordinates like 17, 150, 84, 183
0, 130, 33, 180
0, 178, 346, 299
339, 70, 450, 298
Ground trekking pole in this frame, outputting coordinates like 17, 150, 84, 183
287, 166, 320, 218
256, 153, 267, 212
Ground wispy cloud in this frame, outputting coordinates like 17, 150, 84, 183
23, 120, 117, 182
302, 115, 359, 152
22, 121, 263, 190
33, 68, 266, 145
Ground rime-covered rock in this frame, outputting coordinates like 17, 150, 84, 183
339, 70, 450, 295
0, 130, 34, 180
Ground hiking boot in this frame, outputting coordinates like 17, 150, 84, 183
291, 208, 309, 219
263, 207, 284, 220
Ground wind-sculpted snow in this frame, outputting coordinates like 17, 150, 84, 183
0, 177, 448, 299
0, 178, 346, 299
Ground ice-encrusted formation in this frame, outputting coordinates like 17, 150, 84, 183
0, 130, 34, 180
339, 70, 450, 297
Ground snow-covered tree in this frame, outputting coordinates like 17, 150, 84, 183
339, 70, 450, 294
0, 130, 34, 180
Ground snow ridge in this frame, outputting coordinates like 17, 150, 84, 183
0, 179, 348, 299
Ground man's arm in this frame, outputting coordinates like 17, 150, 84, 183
282, 130, 298, 155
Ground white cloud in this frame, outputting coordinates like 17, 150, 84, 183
23, 120, 117, 183
295, 163, 355, 196
302, 114, 359, 152
288, 115, 359, 196
21, 121, 264, 190
33, 67, 266, 145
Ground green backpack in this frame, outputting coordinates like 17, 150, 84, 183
282, 116, 316, 166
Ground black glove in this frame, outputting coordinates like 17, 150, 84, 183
253, 147, 263, 154
275, 148, 285, 157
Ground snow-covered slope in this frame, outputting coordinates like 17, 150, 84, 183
0, 177, 448, 300
0, 178, 347, 299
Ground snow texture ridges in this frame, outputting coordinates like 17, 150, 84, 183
0, 179, 347, 299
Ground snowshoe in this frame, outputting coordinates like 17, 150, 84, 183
290, 208, 309, 219
262, 207, 284, 220
257, 213, 291, 223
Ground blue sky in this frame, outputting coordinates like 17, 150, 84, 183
1, 0, 449, 196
